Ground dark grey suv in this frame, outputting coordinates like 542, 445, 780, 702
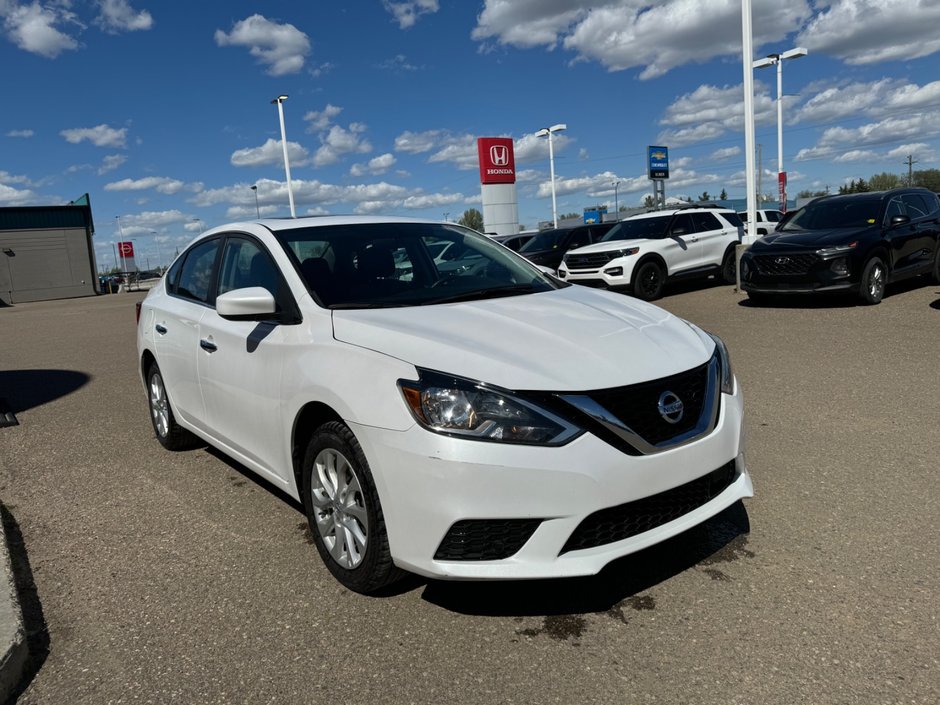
740, 188, 940, 304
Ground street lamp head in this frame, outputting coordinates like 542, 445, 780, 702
271, 94, 289, 104
752, 56, 777, 69
549, 123, 567, 133
781, 47, 808, 61
250, 185, 257, 191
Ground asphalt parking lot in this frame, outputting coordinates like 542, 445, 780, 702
1, 279, 938, 705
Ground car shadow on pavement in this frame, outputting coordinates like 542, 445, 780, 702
737, 277, 936, 309
0, 370, 90, 414
0, 504, 49, 703
420, 500, 751, 617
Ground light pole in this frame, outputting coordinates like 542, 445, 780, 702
612, 180, 621, 220
150, 231, 164, 271
250, 185, 260, 218
535, 123, 567, 228
192, 217, 204, 233
115, 215, 127, 273
271, 94, 296, 218
754, 47, 807, 213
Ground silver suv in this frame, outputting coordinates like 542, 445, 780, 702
558, 206, 745, 300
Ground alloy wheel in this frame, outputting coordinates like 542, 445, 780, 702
310, 448, 369, 569
149, 372, 170, 438
868, 262, 885, 300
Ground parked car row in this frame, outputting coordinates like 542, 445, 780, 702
512, 188, 939, 306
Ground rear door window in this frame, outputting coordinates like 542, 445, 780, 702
568, 228, 592, 249
901, 193, 930, 219
690, 212, 723, 233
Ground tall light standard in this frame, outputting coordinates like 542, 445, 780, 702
192, 217, 204, 233
271, 94, 296, 218
535, 123, 567, 227
115, 215, 127, 273
754, 47, 807, 213
611, 180, 621, 220
250, 185, 260, 218
150, 231, 164, 271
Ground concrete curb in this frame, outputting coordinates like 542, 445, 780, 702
0, 512, 27, 702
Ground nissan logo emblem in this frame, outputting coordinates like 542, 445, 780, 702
657, 391, 684, 424
490, 145, 509, 166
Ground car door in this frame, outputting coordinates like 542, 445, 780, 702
690, 211, 731, 268
663, 213, 701, 273
895, 193, 938, 274
152, 237, 220, 433
196, 234, 299, 483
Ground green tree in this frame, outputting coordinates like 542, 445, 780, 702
869, 172, 901, 191
698, 191, 711, 202
719, 188, 728, 200
457, 208, 484, 232
913, 169, 940, 192
797, 189, 828, 199
643, 195, 655, 208
560, 212, 580, 220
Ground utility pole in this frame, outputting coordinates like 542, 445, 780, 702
905, 155, 918, 186
757, 144, 763, 204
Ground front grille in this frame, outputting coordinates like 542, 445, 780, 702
586, 361, 710, 446
752, 253, 818, 275
565, 251, 618, 269
560, 461, 737, 553
434, 518, 542, 561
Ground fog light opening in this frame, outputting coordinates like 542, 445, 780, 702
830, 257, 850, 276
604, 266, 623, 276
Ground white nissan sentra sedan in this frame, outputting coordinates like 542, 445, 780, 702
137, 216, 753, 594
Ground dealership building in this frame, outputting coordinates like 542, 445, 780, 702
0, 195, 99, 305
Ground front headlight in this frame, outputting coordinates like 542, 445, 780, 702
817, 242, 857, 258
399, 370, 582, 445
707, 333, 734, 395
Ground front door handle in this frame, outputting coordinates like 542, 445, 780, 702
155, 324, 167, 335
200, 339, 218, 353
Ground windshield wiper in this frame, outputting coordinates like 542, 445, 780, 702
422, 284, 538, 305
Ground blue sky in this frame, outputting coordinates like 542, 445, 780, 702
1, 0, 939, 271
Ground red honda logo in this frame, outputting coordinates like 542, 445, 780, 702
490, 145, 509, 166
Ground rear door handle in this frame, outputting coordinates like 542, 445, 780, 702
200, 339, 218, 353
155, 324, 167, 335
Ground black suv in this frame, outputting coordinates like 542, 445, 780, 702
740, 188, 940, 304
518, 222, 617, 270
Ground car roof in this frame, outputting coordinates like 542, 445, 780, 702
213, 214, 449, 234
626, 207, 735, 221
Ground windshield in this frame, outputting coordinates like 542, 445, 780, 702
276, 222, 561, 308
519, 229, 565, 252
600, 216, 672, 241
780, 197, 883, 231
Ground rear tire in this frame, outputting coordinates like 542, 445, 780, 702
721, 247, 737, 284
859, 256, 886, 305
632, 261, 665, 301
932, 248, 940, 284
146, 362, 200, 451
301, 421, 404, 594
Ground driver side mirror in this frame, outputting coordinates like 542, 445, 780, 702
890, 214, 911, 227
217, 286, 277, 321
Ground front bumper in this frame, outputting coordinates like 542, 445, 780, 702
740, 251, 858, 294
350, 381, 751, 580
559, 257, 639, 288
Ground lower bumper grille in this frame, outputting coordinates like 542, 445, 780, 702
560, 461, 737, 554
434, 518, 542, 561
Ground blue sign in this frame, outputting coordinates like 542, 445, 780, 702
648, 145, 669, 180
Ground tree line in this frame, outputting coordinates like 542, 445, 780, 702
798, 169, 940, 198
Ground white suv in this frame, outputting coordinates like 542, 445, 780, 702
558, 207, 744, 300
137, 216, 751, 594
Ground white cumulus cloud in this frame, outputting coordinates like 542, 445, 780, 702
2, 1, 81, 58
95, 0, 152, 34
60, 124, 127, 148
214, 14, 310, 76
383, 0, 439, 29
230, 138, 310, 168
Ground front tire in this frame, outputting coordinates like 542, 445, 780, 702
859, 256, 886, 305
147, 362, 200, 451
632, 261, 665, 301
932, 247, 940, 284
301, 421, 403, 594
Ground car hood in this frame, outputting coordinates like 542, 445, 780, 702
331, 286, 712, 391
565, 239, 648, 256
754, 227, 875, 250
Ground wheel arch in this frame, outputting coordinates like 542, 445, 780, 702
291, 401, 345, 496
633, 252, 668, 277
140, 349, 157, 383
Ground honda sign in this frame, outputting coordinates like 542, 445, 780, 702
477, 137, 516, 184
